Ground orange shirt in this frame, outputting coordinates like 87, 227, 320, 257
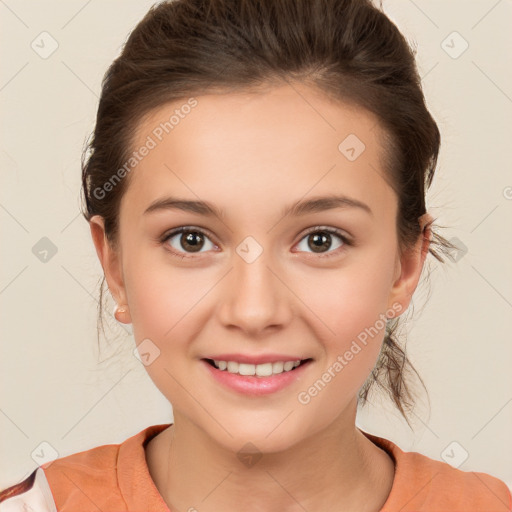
21, 423, 511, 511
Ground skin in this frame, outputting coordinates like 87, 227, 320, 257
90, 82, 432, 512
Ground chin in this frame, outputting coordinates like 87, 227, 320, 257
198, 411, 315, 458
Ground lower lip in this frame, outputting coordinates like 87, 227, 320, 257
201, 359, 312, 396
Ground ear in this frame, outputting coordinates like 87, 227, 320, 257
387, 213, 432, 314
89, 215, 130, 319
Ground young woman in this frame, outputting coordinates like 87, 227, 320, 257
1, 0, 510, 511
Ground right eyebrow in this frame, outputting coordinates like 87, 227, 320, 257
143, 197, 221, 217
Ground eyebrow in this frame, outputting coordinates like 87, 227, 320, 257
143, 194, 373, 218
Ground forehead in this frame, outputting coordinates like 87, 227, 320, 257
121, 83, 394, 221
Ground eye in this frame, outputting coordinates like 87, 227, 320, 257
294, 227, 351, 258
160, 227, 217, 258
160, 225, 352, 260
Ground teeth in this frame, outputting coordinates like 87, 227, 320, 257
212, 359, 302, 376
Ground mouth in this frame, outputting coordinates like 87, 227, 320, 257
200, 356, 314, 395
202, 358, 313, 378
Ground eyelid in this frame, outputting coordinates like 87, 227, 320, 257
160, 225, 217, 242
299, 225, 353, 244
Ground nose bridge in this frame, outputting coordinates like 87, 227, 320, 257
218, 235, 291, 333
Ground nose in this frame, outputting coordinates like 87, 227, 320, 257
216, 246, 294, 337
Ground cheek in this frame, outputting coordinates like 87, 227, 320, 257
124, 249, 212, 340
300, 256, 394, 340
123, 261, 211, 403
293, 272, 390, 426
293, 254, 395, 386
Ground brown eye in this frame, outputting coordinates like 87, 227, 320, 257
180, 231, 205, 252
295, 227, 351, 258
161, 227, 216, 256
307, 232, 333, 253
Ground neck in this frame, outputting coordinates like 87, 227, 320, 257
146, 402, 394, 512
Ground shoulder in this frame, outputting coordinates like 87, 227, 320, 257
399, 449, 511, 511
362, 430, 512, 511
41, 439, 123, 509
0, 443, 121, 512
1, 424, 171, 512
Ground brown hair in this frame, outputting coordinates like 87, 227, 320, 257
0, 469, 36, 503
80, 0, 455, 427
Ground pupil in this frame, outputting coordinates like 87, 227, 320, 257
182, 231, 203, 252
309, 232, 330, 253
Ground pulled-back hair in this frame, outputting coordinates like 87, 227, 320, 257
80, 0, 455, 426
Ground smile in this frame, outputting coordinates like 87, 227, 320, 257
205, 358, 309, 376
201, 358, 313, 395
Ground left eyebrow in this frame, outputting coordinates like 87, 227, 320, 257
282, 194, 373, 218
143, 194, 373, 218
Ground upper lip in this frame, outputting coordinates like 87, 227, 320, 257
202, 353, 311, 365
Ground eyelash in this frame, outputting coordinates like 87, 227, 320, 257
159, 225, 352, 260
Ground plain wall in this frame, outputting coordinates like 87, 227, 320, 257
1, 0, 511, 491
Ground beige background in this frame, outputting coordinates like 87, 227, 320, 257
1, 0, 511, 492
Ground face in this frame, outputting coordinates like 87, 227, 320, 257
90, 83, 429, 453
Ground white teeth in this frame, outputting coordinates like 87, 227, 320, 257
272, 361, 284, 373
227, 361, 238, 373
256, 363, 273, 377
283, 361, 295, 371
211, 359, 303, 376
